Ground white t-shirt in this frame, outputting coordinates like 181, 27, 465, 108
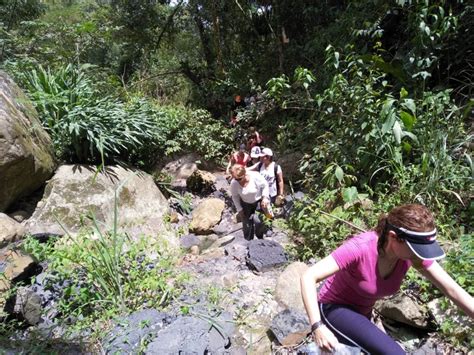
259, 162, 282, 197
230, 171, 269, 212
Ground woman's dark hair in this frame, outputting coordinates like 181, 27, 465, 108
376, 204, 435, 254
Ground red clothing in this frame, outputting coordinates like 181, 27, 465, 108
232, 152, 250, 166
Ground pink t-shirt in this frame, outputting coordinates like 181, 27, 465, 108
318, 231, 433, 317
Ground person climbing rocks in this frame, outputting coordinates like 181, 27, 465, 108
300, 204, 474, 354
229, 95, 246, 127
246, 126, 263, 150
226, 144, 251, 175
230, 164, 271, 240
248, 148, 284, 206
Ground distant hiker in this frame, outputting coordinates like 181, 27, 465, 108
246, 126, 263, 150
301, 204, 474, 354
250, 146, 263, 165
230, 164, 271, 240
226, 144, 251, 175
230, 95, 246, 127
248, 148, 284, 206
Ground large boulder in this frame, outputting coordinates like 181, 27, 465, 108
25, 165, 169, 237
0, 213, 25, 247
275, 262, 309, 312
160, 153, 199, 186
186, 169, 216, 194
189, 198, 225, 235
0, 71, 56, 212
375, 293, 430, 329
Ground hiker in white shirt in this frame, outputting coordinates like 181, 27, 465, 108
248, 148, 284, 206
230, 164, 270, 240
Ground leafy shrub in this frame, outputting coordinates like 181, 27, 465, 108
21, 226, 182, 328
10, 64, 233, 166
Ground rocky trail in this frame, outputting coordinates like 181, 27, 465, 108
0, 63, 470, 355
0, 158, 465, 354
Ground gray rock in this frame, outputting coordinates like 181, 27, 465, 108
186, 169, 216, 194
375, 293, 430, 329
24, 165, 170, 237
411, 338, 445, 355
208, 312, 235, 353
189, 198, 225, 235
275, 262, 309, 312
270, 309, 310, 346
5, 287, 42, 325
0, 213, 25, 247
160, 153, 199, 182
145, 316, 209, 354
246, 239, 288, 272
102, 309, 174, 354
0, 71, 56, 212
224, 243, 248, 261
207, 234, 235, 250
9, 210, 29, 223
180, 233, 201, 249
0, 249, 36, 292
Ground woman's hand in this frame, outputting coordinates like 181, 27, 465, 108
312, 325, 339, 352
260, 197, 269, 210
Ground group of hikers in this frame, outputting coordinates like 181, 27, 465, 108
224, 96, 473, 354
226, 125, 283, 240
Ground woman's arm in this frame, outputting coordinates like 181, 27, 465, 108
247, 162, 259, 171
301, 255, 341, 351
277, 171, 284, 196
418, 261, 474, 317
226, 155, 235, 174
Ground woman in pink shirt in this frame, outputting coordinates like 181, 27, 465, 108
301, 204, 474, 354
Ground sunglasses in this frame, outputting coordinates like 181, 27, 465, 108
235, 176, 245, 181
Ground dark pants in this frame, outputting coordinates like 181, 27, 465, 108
241, 200, 267, 240
320, 303, 405, 355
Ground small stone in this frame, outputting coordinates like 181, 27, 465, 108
190, 245, 200, 255
270, 309, 310, 346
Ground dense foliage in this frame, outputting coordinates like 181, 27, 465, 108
0, 0, 472, 349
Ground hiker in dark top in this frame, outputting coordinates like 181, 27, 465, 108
230, 95, 246, 127
246, 126, 263, 150
301, 204, 474, 354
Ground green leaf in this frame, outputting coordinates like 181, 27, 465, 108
399, 110, 416, 131
335, 166, 344, 183
400, 87, 408, 99
342, 186, 358, 203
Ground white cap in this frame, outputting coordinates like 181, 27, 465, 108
250, 146, 262, 158
261, 148, 273, 157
